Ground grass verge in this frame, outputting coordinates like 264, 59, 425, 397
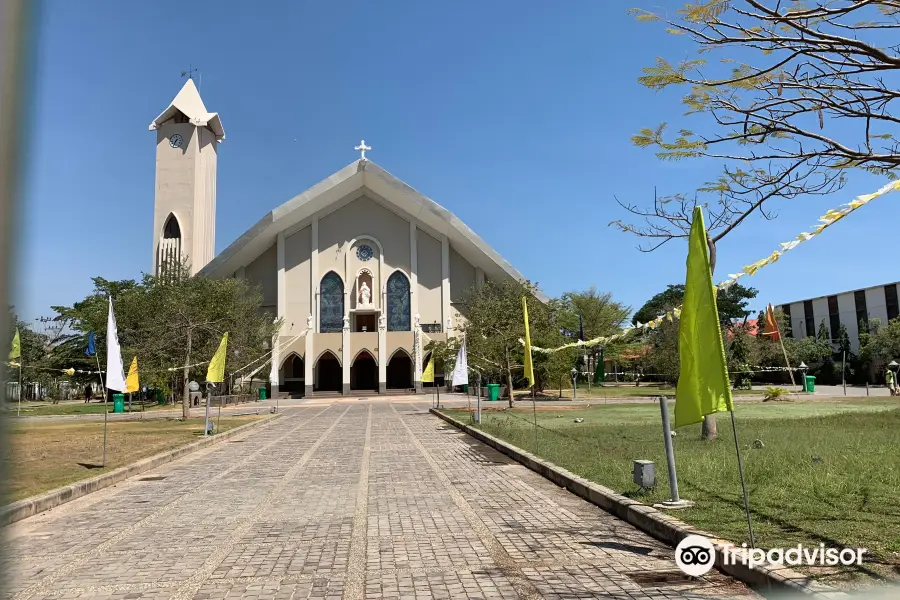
3, 416, 263, 502
12, 402, 171, 416
444, 398, 900, 589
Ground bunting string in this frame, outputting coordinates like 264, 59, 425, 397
527, 179, 900, 354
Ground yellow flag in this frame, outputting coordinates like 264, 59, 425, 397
522, 297, 535, 388
125, 357, 140, 393
9, 328, 20, 360
674, 206, 734, 428
421, 356, 435, 383
206, 333, 228, 383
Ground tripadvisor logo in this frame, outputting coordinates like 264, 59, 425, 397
675, 534, 867, 576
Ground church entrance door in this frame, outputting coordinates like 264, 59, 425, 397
386, 350, 413, 389
350, 351, 378, 392
314, 351, 341, 392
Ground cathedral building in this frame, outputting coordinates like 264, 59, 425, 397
149, 79, 534, 397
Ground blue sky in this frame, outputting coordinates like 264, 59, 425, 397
16, 1, 897, 323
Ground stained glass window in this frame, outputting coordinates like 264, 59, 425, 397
320, 272, 344, 333
386, 271, 411, 332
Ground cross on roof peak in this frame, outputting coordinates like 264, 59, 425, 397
355, 139, 371, 161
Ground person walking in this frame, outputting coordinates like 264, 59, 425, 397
84, 384, 93, 403
886, 368, 897, 397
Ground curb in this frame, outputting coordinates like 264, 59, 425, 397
1, 412, 282, 527
431, 409, 850, 599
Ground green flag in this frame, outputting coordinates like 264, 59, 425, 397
9, 328, 20, 360
674, 206, 733, 428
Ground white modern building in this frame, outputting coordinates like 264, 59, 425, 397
778, 281, 900, 352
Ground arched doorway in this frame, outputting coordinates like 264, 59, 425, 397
314, 351, 341, 392
351, 351, 378, 392
387, 349, 413, 389
279, 353, 304, 395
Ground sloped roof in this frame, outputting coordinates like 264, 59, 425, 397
148, 78, 225, 141
200, 159, 546, 301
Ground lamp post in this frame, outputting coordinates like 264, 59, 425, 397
571, 367, 578, 401
798, 362, 808, 392
888, 361, 898, 396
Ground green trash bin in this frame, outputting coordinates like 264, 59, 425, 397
156, 389, 165, 405
462, 384, 468, 394
113, 393, 125, 413
487, 383, 500, 401
805, 375, 815, 393
258, 387, 268, 401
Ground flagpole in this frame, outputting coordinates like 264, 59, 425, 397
531, 385, 538, 453
17, 360, 22, 417
96, 352, 107, 468
730, 410, 756, 547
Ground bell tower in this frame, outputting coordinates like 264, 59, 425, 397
148, 78, 225, 276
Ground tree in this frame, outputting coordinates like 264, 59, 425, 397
622, 2, 899, 241
632, 285, 686, 326
643, 320, 680, 383
614, 1, 900, 435
557, 287, 631, 339
860, 317, 900, 364
52, 261, 279, 418
632, 283, 758, 327
456, 279, 555, 407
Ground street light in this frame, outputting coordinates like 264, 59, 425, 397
798, 362, 808, 392
571, 367, 579, 401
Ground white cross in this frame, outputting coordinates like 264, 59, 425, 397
355, 139, 372, 161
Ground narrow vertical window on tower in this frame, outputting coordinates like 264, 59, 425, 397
158, 214, 182, 279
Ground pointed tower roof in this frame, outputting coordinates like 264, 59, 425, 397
148, 78, 225, 141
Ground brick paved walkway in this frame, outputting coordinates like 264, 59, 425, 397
3, 402, 759, 599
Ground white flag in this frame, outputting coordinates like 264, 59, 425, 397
105, 296, 127, 392
451, 339, 469, 387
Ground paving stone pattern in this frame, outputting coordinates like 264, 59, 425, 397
3, 402, 759, 599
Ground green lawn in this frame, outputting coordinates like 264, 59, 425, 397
12, 401, 171, 416
3, 415, 267, 502
444, 398, 900, 588
527, 383, 765, 399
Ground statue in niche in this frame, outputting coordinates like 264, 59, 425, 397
414, 313, 420, 328
378, 314, 386, 330
307, 314, 313, 329
342, 315, 350, 330
359, 281, 372, 307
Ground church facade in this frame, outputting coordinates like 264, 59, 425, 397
149, 80, 533, 397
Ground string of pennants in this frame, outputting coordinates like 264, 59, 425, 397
526, 179, 900, 354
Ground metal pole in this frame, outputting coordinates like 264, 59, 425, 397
17, 362, 21, 417
842, 351, 846, 395
658, 396, 681, 503
572, 372, 577, 401
531, 385, 538, 452
475, 372, 481, 423
730, 410, 756, 547
204, 386, 211, 437
95, 353, 107, 468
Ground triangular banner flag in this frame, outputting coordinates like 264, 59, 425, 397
674, 206, 734, 428
451, 339, 469, 387
522, 297, 535, 388
125, 357, 140, 393
105, 297, 127, 392
206, 333, 228, 383
422, 356, 435, 383
9, 328, 20, 360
